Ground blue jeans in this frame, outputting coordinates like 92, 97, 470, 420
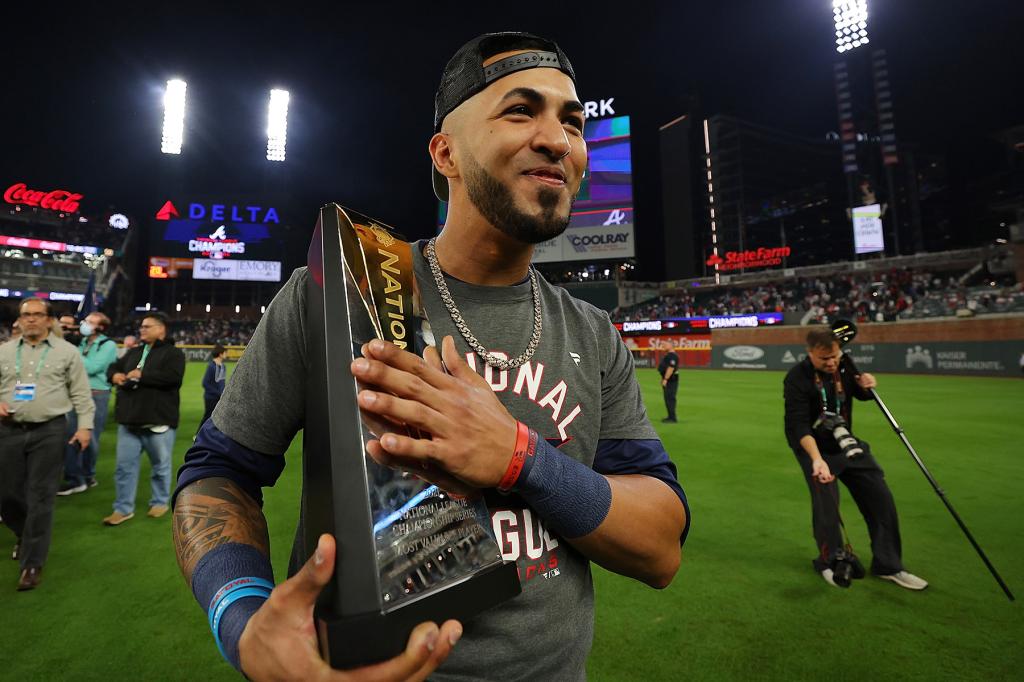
113, 425, 176, 515
64, 390, 111, 486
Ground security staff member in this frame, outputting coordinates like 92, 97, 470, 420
657, 339, 679, 423
0, 298, 94, 591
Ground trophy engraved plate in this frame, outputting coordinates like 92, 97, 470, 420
304, 204, 521, 668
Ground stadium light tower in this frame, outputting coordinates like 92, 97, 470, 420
834, 0, 869, 53
266, 89, 290, 162
161, 79, 187, 154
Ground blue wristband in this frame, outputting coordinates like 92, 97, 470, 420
511, 435, 612, 539
208, 580, 274, 662
191, 543, 275, 671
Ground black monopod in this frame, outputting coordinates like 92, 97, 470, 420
830, 319, 1014, 601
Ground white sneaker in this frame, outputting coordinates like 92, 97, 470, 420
879, 570, 929, 591
821, 568, 841, 587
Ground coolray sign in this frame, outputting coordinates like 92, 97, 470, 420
192, 258, 282, 282
852, 203, 884, 254
532, 217, 636, 263
4, 183, 83, 213
706, 246, 791, 272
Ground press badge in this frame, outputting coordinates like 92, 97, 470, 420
13, 382, 36, 402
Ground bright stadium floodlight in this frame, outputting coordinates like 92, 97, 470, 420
266, 89, 290, 162
833, 0, 869, 54
161, 79, 187, 154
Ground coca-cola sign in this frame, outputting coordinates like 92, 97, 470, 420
4, 183, 83, 213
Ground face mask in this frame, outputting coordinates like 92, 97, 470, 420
79, 322, 95, 337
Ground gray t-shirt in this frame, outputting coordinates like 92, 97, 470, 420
213, 244, 657, 681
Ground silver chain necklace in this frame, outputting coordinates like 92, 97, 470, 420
425, 237, 542, 371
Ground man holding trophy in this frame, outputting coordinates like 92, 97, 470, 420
173, 32, 689, 681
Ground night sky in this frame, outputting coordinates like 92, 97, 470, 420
3, 1, 1022, 277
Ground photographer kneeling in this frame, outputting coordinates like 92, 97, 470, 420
783, 329, 927, 591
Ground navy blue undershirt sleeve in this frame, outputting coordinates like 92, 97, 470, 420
593, 438, 691, 545
173, 420, 286, 508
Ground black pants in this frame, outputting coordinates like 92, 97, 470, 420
0, 418, 67, 569
794, 446, 903, 575
662, 379, 678, 420
198, 396, 220, 435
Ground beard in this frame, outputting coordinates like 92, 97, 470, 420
463, 153, 573, 245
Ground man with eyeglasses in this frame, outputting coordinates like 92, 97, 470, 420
103, 311, 185, 526
0, 297, 95, 591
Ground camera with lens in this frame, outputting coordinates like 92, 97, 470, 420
830, 549, 855, 588
121, 377, 141, 391
814, 411, 864, 460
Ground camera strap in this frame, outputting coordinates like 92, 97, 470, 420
814, 370, 847, 420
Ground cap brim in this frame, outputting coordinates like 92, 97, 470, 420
432, 165, 449, 202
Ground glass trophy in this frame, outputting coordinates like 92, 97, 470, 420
303, 204, 521, 668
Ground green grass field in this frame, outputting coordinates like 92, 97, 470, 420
1, 365, 1022, 680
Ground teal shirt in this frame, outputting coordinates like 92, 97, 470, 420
79, 334, 118, 391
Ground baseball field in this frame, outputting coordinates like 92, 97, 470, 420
2, 364, 1021, 680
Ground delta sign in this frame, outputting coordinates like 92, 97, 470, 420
152, 199, 282, 261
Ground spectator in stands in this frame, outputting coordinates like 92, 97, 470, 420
102, 313, 185, 526
0, 298, 94, 590
198, 344, 227, 434
58, 313, 118, 496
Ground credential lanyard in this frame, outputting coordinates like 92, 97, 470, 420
136, 344, 152, 370
814, 370, 844, 416
15, 341, 51, 382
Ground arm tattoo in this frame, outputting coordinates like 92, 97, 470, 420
173, 477, 270, 582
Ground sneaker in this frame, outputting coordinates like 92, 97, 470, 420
821, 568, 850, 588
56, 482, 88, 496
147, 505, 169, 518
87, 477, 98, 488
878, 570, 929, 591
103, 511, 134, 526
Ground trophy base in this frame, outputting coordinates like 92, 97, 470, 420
316, 559, 521, 669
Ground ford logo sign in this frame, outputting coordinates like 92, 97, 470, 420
724, 345, 765, 361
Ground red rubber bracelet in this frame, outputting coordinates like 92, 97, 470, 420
497, 421, 532, 492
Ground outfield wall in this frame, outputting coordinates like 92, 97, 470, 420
709, 316, 1024, 377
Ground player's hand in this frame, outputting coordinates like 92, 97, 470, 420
0, 402, 12, 418
661, 379, 667, 387
351, 336, 517, 489
68, 428, 91, 451
812, 458, 834, 484
238, 534, 462, 682
111, 373, 127, 386
855, 373, 877, 390
126, 369, 143, 380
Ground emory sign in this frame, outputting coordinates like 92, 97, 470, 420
707, 246, 791, 272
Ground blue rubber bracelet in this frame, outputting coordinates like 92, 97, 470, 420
207, 577, 275, 634
210, 585, 273, 662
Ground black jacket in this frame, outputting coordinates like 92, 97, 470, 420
783, 356, 871, 455
108, 338, 186, 428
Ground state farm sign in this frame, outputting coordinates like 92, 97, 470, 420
707, 246, 790, 272
4, 183, 83, 213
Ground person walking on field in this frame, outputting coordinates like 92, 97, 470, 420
199, 344, 227, 434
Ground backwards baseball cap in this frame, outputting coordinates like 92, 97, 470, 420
432, 32, 576, 201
